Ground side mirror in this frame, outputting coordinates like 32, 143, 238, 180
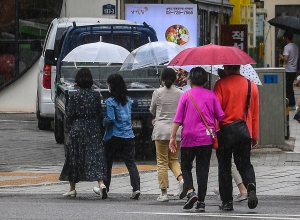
30, 40, 42, 52
45, 49, 56, 65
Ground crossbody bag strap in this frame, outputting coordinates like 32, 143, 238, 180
246, 79, 251, 119
187, 91, 215, 138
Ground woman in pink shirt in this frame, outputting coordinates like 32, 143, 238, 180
169, 67, 224, 212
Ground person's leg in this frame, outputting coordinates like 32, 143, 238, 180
181, 147, 198, 209
168, 140, 182, 181
216, 138, 233, 203
70, 182, 75, 191
121, 138, 140, 192
231, 157, 247, 201
103, 138, 116, 192
233, 137, 257, 209
195, 145, 212, 202
180, 147, 195, 193
286, 72, 297, 107
155, 140, 169, 195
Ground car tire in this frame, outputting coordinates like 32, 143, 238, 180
54, 112, 64, 144
36, 96, 51, 130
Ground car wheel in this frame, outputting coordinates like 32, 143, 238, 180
36, 96, 51, 130
54, 112, 64, 144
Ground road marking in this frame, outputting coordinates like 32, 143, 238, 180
124, 212, 300, 220
0, 165, 157, 187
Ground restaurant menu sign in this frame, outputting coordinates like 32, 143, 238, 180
221, 25, 248, 53
125, 4, 197, 48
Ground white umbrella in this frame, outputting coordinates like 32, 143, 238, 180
119, 41, 184, 72
170, 64, 262, 85
62, 42, 130, 64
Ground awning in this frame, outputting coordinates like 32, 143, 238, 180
195, 0, 234, 15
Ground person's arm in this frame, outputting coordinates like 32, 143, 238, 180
169, 122, 180, 153
149, 89, 158, 116
251, 84, 259, 149
279, 53, 288, 62
103, 99, 115, 127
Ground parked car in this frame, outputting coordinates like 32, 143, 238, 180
35, 17, 130, 130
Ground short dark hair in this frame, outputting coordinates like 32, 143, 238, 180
74, 67, 93, 88
283, 30, 293, 41
161, 68, 176, 88
226, 65, 240, 72
188, 67, 208, 86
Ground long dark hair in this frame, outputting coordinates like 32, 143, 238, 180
107, 73, 128, 106
74, 67, 93, 88
161, 68, 176, 88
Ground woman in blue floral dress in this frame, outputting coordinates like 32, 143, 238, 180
59, 67, 107, 199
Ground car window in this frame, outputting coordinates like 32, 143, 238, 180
42, 22, 54, 56
54, 27, 68, 59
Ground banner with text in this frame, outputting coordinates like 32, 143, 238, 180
125, 4, 197, 49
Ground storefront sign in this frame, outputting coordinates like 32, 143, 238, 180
103, 4, 115, 15
221, 25, 248, 53
125, 4, 197, 48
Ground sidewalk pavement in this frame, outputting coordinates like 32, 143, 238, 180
1, 89, 300, 198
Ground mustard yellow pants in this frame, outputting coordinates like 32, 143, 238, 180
155, 140, 182, 189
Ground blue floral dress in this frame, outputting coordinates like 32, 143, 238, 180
59, 88, 106, 183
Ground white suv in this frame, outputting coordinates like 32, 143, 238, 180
36, 17, 107, 130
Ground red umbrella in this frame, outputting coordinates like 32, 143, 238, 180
168, 44, 256, 66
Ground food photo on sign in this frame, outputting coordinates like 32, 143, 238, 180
125, 4, 197, 48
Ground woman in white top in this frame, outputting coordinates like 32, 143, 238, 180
149, 68, 184, 202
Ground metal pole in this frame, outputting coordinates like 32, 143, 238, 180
15, 0, 19, 77
116, 0, 118, 19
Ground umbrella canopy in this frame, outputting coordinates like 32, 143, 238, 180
168, 44, 256, 66
170, 64, 262, 85
268, 15, 300, 35
119, 41, 184, 71
62, 42, 130, 63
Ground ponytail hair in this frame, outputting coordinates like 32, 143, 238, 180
161, 68, 176, 88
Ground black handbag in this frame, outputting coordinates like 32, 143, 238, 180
218, 80, 251, 144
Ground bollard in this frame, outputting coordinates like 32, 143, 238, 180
285, 98, 290, 140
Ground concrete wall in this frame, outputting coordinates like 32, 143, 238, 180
264, 0, 300, 67
60, 0, 120, 19
0, 62, 38, 113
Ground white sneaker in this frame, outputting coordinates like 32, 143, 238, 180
157, 194, 169, 202
63, 190, 77, 197
93, 187, 100, 195
130, 190, 140, 200
93, 184, 107, 199
99, 183, 107, 199
178, 179, 187, 199
234, 193, 247, 202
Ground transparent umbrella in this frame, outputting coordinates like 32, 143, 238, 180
62, 42, 130, 64
119, 41, 184, 73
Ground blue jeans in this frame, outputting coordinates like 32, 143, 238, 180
104, 136, 140, 192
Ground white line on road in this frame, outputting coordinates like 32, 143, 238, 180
124, 212, 300, 220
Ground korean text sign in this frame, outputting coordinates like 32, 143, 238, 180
125, 4, 197, 49
221, 25, 248, 53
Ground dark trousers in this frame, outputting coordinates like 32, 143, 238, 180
104, 136, 140, 192
181, 145, 212, 202
216, 127, 256, 202
286, 72, 296, 107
